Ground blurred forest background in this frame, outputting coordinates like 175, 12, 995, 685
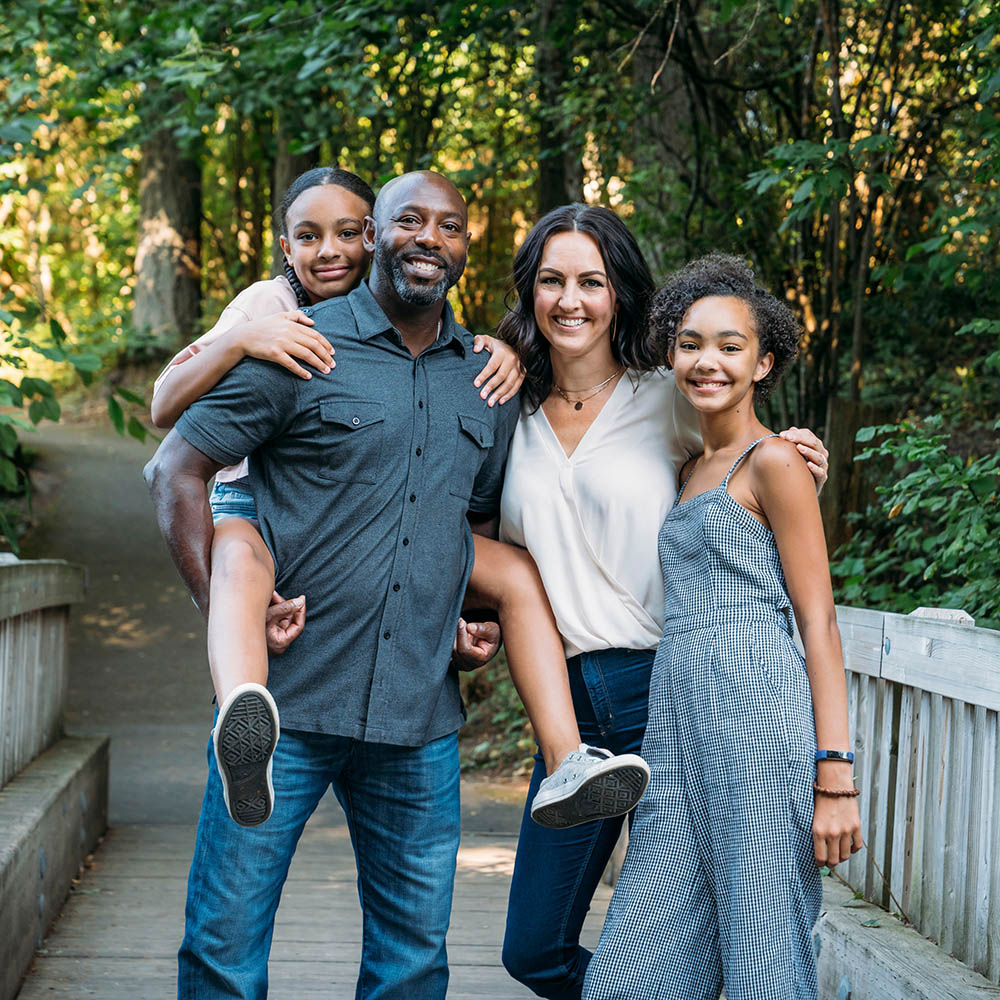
2, 0, 999, 766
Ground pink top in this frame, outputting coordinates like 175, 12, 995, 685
152, 276, 299, 481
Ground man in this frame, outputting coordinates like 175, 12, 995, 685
145, 171, 518, 999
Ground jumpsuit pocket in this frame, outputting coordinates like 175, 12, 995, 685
448, 413, 494, 499
750, 627, 816, 770
317, 400, 385, 485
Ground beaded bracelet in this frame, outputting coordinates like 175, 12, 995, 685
813, 781, 860, 798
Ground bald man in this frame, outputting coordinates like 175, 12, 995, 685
145, 171, 520, 999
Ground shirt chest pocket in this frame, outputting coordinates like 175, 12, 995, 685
317, 400, 385, 485
449, 413, 494, 500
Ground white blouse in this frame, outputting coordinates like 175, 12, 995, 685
500, 368, 702, 658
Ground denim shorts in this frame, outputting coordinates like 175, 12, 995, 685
209, 480, 258, 524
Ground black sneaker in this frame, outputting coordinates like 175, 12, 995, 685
213, 683, 279, 826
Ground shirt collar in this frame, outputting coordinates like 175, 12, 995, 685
348, 281, 472, 357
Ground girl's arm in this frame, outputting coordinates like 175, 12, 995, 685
472, 335, 525, 407
752, 437, 863, 868
151, 311, 334, 429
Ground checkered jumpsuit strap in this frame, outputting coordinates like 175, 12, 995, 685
723, 434, 779, 487
583, 434, 823, 1000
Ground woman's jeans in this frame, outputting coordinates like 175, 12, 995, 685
178, 726, 460, 1000
502, 647, 655, 1000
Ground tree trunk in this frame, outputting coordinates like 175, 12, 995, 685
533, 0, 583, 214
133, 129, 201, 351
270, 129, 320, 277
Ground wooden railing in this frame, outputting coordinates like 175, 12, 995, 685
839, 605, 1000, 981
0, 558, 86, 789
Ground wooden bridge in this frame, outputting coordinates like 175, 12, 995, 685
2, 425, 1000, 999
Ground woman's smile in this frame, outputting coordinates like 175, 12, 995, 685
533, 231, 617, 363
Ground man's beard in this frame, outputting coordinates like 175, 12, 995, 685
375, 239, 463, 306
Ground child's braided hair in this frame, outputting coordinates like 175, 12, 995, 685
276, 167, 376, 307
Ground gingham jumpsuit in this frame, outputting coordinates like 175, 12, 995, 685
583, 437, 822, 1000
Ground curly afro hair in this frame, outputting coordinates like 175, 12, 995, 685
650, 253, 801, 402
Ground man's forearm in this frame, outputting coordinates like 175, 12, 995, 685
143, 436, 220, 616
464, 511, 500, 623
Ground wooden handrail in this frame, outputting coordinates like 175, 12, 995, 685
0, 559, 86, 620
0, 559, 86, 790
838, 605, 1000, 980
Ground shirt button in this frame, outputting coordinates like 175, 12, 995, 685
410, 494, 416, 503
352, 416, 360, 426
402, 538, 409, 546
416, 447, 422, 456
393, 583, 400, 592
419, 400, 424, 409
383, 630, 391, 640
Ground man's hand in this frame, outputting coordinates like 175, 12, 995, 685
266, 591, 306, 654
779, 426, 830, 493
452, 617, 501, 670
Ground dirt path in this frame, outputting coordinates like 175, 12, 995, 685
22, 422, 217, 825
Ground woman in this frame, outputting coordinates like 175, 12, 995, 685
497, 205, 829, 999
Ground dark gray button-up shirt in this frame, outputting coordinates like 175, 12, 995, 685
175, 282, 519, 745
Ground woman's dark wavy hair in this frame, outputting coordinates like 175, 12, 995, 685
650, 252, 801, 402
496, 204, 658, 410
275, 167, 376, 307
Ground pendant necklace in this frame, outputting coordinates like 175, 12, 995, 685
552, 367, 624, 410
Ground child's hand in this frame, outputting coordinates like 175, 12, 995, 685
266, 591, 305, 654
813, 792, 863, 867
234, 312, 335, 380
472, 335, 525, 407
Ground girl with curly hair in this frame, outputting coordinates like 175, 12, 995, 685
583, 254, 862, 1000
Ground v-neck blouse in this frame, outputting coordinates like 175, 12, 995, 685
500, 368, 702, 657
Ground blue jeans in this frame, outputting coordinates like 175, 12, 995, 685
178, 726, 461, 1000
502, 647, 655, 1000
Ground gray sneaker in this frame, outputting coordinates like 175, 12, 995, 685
530, 744, 650, 829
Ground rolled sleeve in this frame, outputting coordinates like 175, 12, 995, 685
174, 358, 298, 467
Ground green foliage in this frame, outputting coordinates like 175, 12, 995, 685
832, 418, 1000, 628
2, 0, 1000, 630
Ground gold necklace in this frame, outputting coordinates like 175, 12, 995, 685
552, 367, 624, 410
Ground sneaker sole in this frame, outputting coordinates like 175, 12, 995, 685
530, 761, 650, 830
213, 686, 278, 827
